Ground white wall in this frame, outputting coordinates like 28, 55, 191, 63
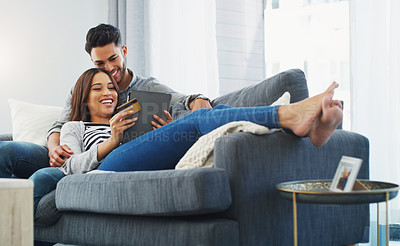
0, 0, 108, 134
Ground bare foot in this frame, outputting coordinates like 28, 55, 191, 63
278, 82, 343, 147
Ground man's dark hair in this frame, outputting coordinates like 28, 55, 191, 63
85, 24, 122, 55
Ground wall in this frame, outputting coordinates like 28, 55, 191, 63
0, 0, 108, 134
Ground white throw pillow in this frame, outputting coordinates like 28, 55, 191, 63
8, 99, 63, 146
270, 91, 290, 106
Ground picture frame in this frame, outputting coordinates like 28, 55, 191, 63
330, 156, 363, 192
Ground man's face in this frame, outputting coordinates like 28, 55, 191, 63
90, 43, 127, 84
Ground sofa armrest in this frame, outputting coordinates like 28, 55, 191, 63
0, 133, 13, 141
211, 68, 309, 108
213, 130, 369, 246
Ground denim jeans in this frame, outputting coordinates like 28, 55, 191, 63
98, 104, 281, 171
29, 167, 65, 213
0, 141, 50, 178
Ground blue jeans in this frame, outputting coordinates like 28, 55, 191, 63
29, 167, 65, 213
98, 104, 281, 171
0, 141, 50, 178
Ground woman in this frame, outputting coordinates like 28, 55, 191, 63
30, 68, 343, 213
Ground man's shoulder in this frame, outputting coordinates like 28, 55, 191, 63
135, 74, 159, 84
131, 74, 160, 91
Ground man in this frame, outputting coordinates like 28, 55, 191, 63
0, 23, 212, 177
47, 24, 213, 168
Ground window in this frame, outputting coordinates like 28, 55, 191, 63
265, 0, 350, 129
215, 0, 265, 95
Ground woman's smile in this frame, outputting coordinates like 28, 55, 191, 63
87, 72, 118, 123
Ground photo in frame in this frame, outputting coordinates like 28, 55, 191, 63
330, 156, 363, 192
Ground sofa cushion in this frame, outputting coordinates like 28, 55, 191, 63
56, 168, 231, 216
8, 99, 63, 146
34, 190, 62, 226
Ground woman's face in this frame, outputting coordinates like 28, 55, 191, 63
86, 72, 118, 122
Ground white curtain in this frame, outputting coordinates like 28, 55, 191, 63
109, 0, 220, 99
350, 0, 400, 222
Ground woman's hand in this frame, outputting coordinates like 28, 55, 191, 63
109, 110, 137, 146
151, 110, 173, 129
96, 110, 137, 162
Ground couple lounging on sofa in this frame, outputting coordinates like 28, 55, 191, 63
0, 69, 370, 245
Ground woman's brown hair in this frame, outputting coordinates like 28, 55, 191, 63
69, 68, 120, 121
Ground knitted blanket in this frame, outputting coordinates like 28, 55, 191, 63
175, 121, 278, 169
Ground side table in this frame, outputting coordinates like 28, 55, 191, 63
0, 178, 34, 246
276, 179, 399, 246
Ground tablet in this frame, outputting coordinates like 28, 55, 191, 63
118, 90, 171, 144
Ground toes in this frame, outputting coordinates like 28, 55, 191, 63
331, 100, 343, 109
321, 97, 343, 123
322, 96, 332, 112
326, 82, 339, 96
330, 81, 339, 89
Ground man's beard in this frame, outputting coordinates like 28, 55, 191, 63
117, 63, 127, 84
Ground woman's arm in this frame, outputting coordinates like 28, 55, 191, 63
60, 122, 99, 174
60, 111, 136, 174
96, 137, 120, 163
96, 111, 137, 162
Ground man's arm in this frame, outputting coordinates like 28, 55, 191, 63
133, 76, 212, 125
47, 88, 73, 137
152, 98, 212, 129
47, 132, 73, 167
46, 88, 74, 167
132, 77, 212, 111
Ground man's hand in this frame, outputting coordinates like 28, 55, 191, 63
49, 145, 73, 167
152, 110, 173, 129
47, 132, 73, 167
189, 98, 212, 112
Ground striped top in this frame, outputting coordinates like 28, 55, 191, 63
58, 121, 112, 175
83, 123, 111, 151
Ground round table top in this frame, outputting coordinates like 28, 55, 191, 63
276, 179, 399, 205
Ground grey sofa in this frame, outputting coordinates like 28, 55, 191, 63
1, 69, 370, 245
